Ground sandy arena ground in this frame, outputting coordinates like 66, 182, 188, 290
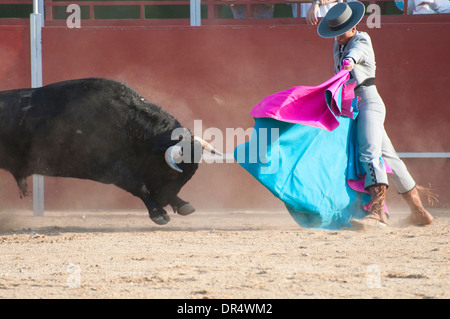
0, 207, 448, 299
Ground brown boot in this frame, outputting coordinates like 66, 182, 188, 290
351, 184, 388, 229
401, 186, 435, 226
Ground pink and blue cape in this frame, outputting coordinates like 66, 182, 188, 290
234, 69, 388, 230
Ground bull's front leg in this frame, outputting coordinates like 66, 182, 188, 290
142, 193, 194, 225
103, 164, 171, 225
143, 198, 171, 225
139, 186, 171, 225
16, 176, 29, 198
169, 195, 195, 216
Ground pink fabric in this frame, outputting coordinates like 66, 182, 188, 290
347, 160, 393, 194
250, 60, 392, 216
347, 162, 393, 194
250, 68, 357, 131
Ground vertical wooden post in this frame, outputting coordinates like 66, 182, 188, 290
30, 0, 44, 217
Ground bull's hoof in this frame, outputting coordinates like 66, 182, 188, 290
150, 214, 170, 225
149, 208, 170, 225
177, 203, 195, 216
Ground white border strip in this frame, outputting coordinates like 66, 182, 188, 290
397, 152, 450, 158
202, 152, 450, 162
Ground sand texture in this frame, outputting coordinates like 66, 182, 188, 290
0, 208, 448, 299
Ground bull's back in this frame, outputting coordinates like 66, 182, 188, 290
0, 78, 180, 179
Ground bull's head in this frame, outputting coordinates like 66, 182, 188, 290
165, 135, 222, 173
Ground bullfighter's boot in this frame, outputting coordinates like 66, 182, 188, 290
401, 186, 435, 226
351, 184, 388, 229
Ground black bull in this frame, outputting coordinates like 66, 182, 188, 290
0, 78, 221, 225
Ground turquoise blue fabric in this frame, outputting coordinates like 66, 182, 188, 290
234, 116, 370, 230
234, 69, 375, 230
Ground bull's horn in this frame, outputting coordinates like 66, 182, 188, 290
194, 136, 223, 156
165, 145, 183, 173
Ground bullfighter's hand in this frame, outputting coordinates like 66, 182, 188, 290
342, 58, 355, 71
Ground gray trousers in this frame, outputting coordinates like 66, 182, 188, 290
355, 86, 416, 193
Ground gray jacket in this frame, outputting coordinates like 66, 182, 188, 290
333, 31, 376, 88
